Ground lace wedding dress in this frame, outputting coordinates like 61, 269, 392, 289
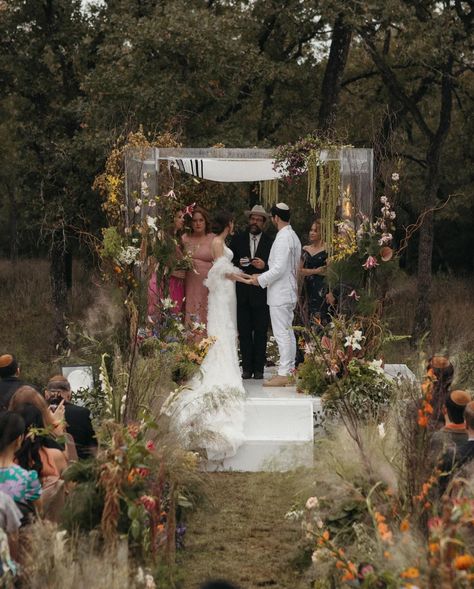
163, 245, 246, 460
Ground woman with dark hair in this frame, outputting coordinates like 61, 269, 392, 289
182, 206, 216, 327
14, 404, 67, 521
148, 208, 187, 320
163, 210, 249, 460
299, 219, 329, 325
0, 412, 41, 514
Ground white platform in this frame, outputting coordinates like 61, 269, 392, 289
207, 373, 315, 472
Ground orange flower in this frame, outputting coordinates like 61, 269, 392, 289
454, 554, 474, 570
341, 571, 355, 582
384, 550, 392, 559
322, 530, 330, 541
429, 542, 440, 554
424, 402, 433, 414
400, 567, 420, 579
417, 412, 428, 427
335, 560, 344, 569
400, 518, 410, 532
374, 511, 386, 523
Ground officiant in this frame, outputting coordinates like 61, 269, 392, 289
229, 205, 273, 380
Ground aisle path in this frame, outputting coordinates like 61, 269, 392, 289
178, 471, 309, 589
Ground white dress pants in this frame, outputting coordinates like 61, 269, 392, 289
269, 303, 296, 376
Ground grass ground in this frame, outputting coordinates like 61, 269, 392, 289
177, 472, 309, 589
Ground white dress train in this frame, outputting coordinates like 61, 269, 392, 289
163, 245, 246, 460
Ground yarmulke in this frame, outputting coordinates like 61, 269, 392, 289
0, 354, 14, 369
450, 390, 471, 406
275, 202, 290, 211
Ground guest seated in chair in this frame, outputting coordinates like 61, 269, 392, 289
45, 375, 97, 460
430, 390, 471, 457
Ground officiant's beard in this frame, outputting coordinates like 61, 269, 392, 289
249, 224, 262, 235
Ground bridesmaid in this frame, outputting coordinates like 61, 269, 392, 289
182, 206, 215, 327
299, 218, 329, 325
148, 208, 186, 319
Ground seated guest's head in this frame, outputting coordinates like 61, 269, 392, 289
0, 355, 19, 379
428, 355, 454, 386
0, 412, 25, 456
45, 375, 72, 404
445, 390, 471, 425
464, 401, 474, 434
14, 403, 48, 477
200, 582, 240, 589
9, 386, 53, 428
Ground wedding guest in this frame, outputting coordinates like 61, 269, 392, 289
426, 355, 454, 428
148, 208, 187, 320
14, 404, 67, 522
248, 203, 301, 387
0, 354, 35, 411
182, 206, 215, 327
44, 375, 97, 460
229, 205, 273, 380
299, 219, 329, 325
0, 490, 22, 570
430, 390, 471, 456
0, 412, 42, 521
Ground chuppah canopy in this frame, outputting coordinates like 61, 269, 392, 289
124, 146, 374, 222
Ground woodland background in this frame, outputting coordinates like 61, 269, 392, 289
0, 0, 473, 351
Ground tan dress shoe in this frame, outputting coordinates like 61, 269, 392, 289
263, 375, 290, 387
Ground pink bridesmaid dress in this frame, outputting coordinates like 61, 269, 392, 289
182, 232, 215, 327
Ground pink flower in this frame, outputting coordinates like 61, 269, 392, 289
183, 202, 196, 217
362, 256, 379, 270
146, 440, 156, 452
139, 495, 156, 512
348, 290, 360, 301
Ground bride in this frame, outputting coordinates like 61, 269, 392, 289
162, 211, 249, 460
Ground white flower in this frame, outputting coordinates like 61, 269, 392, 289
136, 198, 142, 206
117, 246, 141, 265
381, 206, 390, 215
391, 172, 400, 181
145, 574, 156, 589
160, 298, 175, 310
378, 233, 393, 246
380, 195, 388, 204
123, 39, 132, 50
134, 205, 141, 214
146, 215, 158, 231
389, 211, 396, 219
192, 321, 206, 331
377, 423, 386, 439
148, 200, 156, 207
141, 181, 150, 196
368, 359, 384, 375
305, 496, 319, 510
285, 509, 304, 521
177, 323, 185, 332
344, 330, 364, 350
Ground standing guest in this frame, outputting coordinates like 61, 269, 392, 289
0, 490, 22, 574
148, 208, 187, 319
247, 203, 301, 387
182, 206, 215, 327
0, 355, 34, 411
44, 375, 97, 460
430, 390, 471, 456
0, 412, 41, 520
229, 205, 273, 380
427, 355, 454, 428
299, 219, 329, 325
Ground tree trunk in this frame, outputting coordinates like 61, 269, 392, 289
318, 13, 352, 131
50, 228, 69, 353
9, 188, 18, 262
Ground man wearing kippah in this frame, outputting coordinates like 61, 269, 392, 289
0, 354, 28, 410
247, 203, 301, 387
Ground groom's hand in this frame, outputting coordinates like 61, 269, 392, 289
248, 274, 260, 286
250, 257, 265, 270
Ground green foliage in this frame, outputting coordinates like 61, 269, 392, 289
102, 227, 123, 260
324, 361, 395, 419
296, 355, 327, 396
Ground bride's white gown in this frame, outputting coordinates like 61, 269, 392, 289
163, 245, 246, 460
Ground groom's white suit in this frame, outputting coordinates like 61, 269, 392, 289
257, 221, 301, 379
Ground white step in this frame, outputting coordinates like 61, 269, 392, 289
243, 397, 314, 441
208, 440, 314, 472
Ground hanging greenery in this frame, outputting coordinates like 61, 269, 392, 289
319, 159, 341, 256
259, 179, 279, 209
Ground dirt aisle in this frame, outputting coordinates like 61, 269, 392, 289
177, 471, 309, 589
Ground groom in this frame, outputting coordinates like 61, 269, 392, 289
248, 203, 301, 387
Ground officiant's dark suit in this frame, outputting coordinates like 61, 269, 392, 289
229, 206, 273, 379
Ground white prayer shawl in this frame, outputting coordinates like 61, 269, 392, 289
169, 158, 282, 182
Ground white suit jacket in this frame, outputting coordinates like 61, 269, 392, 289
257, 225, 301, 306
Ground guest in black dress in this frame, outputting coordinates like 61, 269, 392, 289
299, 219, 329, 325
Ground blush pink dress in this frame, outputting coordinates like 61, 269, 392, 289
182, 232, 215, 326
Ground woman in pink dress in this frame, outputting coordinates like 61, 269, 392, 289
182, 206, 215, 327
148, 210, 186, 319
